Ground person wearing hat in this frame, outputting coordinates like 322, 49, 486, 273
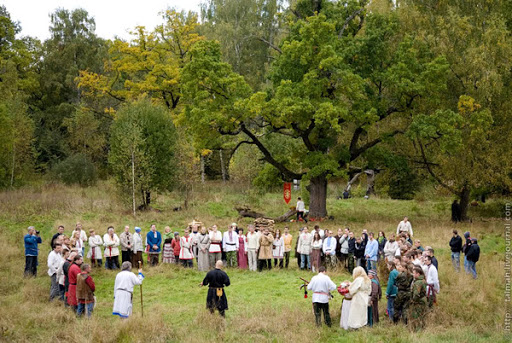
132, 227, 144, 267
465, 238, 480, 279
367, 269, 382, 327
462, 231, 472, 274
113, 261, 144, 318
409, 266, 428, 331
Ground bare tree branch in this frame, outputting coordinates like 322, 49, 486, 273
339, 8, 365, 38
418, 140, 460, 195
240, 123, 303, 180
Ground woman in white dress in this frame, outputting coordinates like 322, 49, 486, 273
272, 229, 284, 268
346, 266, 372, 329
338, 281, 352, 330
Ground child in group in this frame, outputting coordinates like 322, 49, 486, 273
171, 232, 181, 264
162, 238, 175, 264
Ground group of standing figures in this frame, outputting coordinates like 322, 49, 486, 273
22, 215, 481, 326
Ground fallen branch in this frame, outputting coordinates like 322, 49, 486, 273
234, 206, 297, 223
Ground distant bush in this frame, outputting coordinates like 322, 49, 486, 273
388, 168, 420, 200
51, 154, 97, 186
468, 199, 510, 219
252, 164, 282, 193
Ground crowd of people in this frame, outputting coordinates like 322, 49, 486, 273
22, 216, 480, 327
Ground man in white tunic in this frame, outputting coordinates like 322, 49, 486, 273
179, 229, 195, 268
246, 225, 260, 271
297, 227, 313, 270
222, 226, 239, 268
396, 216, 413, 237
307, 266, 337, 327
322, 230, 337, 270
425, 255, 440, 307
113, 261, 144, 318
208, 225, 223, 269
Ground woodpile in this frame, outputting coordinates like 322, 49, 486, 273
188, 219, 204, 229
254, 217, 275, 231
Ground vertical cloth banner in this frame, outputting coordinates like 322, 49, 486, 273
283, 182, 292, 204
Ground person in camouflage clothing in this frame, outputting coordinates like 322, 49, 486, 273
393, 262, 413, 324
409, 266, 428, 331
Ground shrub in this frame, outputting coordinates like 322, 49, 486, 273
252, 164, 282, 193
51, 154, 97, 186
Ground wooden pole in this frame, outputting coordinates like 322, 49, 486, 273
138, 261, 143, 317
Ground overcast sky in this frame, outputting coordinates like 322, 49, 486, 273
3, 0, 203, 41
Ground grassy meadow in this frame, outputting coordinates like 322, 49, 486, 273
0, 181, 508, 343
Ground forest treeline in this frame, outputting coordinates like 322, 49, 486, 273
1, 0, 511, 218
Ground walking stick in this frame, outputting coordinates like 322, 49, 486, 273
138, 261, 144, 317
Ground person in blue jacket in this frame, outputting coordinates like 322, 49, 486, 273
24, 226, 42, 277
386, 261, 399, 319
364, 232, 379, 272
146, 224, 162, 266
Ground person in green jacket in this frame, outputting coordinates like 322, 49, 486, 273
386, 261, 399, 320
409, 266, 428, 331
393, 262, 413, 324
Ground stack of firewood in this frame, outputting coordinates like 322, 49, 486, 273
188, 219, 204, 229
254, 217, 275, 231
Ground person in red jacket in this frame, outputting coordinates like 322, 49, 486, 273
67, 255, 83, 312
171, 232, 181, 264
76, 263, 96, 317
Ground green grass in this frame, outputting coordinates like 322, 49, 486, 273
0, 181, 509, 342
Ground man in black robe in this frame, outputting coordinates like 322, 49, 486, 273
200, 260, 231, 317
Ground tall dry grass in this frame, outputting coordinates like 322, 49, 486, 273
0, 182, 508, 342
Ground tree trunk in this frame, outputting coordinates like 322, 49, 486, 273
345, 172, 362, 192
146, 191, 151, 206
10, 142, 15, 188
200, 155, 205, 183
308, 175, 328, 219
219, 149, 226, 182
131, 150, 136, 216
365, 169, 375, 195
459, 185, 471, 222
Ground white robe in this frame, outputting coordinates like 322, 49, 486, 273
426, 264, 440, 293
112, 271, 144, 318
104, 233, 120, 257
347, 277, 372, 329
340, 298, 352, 330
87, 235, 103, 259
273, 237, 284, 258
179, 236, 194, 260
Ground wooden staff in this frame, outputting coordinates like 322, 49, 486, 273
138, 261, 144, 317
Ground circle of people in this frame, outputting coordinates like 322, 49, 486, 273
23, 216, 481, 326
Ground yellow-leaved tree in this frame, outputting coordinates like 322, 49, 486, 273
77, 9, 203, 110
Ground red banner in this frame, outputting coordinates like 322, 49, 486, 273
283, 182, 291, 204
